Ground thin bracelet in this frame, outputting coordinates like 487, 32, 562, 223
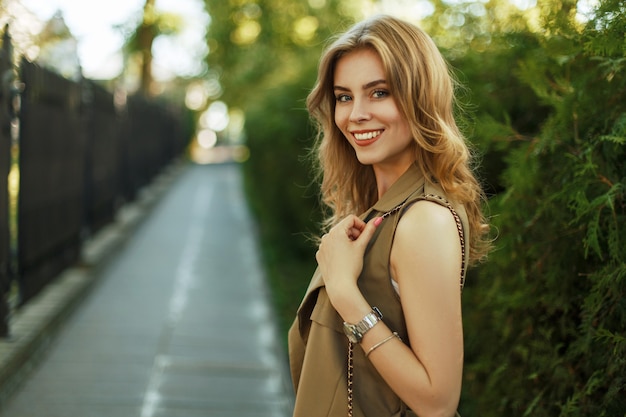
365, 332, 400, 358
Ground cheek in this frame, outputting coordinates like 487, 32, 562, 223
334, 106, 349, 126
333, 109, 344, 131
335, 112, 346, 136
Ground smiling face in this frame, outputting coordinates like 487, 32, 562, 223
333, 47, 415, 179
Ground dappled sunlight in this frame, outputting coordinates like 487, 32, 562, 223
197, 129, 217, 149
189, 98, 247, 165
231, 3, 262, 46
190, 142, 250, 165
199, 101, 229, 132
292, 16, 319, 45
231, 20, 261, 45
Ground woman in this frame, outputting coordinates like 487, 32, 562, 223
288, 15, 490, 417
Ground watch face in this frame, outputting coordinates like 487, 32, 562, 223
343, 322, 359, 343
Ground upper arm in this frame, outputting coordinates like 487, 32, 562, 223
390, 200, 464, 393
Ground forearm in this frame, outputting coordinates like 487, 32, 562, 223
331, 290, 462, 415
360, 322, 462, 417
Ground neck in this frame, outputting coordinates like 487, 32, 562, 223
373, 161, 414, 199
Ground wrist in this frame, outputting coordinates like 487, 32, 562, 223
326, 282, 368, 321
335, 294, 371, 324
342, 307, 383, 344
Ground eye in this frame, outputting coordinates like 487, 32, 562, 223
335, 94, 352, 103
372, 89, 389, 99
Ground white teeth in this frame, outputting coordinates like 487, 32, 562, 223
354, 130, 382, 140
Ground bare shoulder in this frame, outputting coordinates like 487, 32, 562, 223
395, 199, 459, 243
391, 200, 462, 287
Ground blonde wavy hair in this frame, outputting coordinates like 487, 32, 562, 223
307, 15, 490, 265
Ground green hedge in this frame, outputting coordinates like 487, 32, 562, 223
242, 66, 322, 336
460, 1, 626, 415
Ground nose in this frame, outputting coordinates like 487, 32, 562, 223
349, 98, 371, 123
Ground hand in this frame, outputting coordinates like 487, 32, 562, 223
316, 215, 382, 306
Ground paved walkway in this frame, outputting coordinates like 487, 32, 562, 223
0, 162, 294, 417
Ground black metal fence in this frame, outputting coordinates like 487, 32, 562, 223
0, 27, 191, 336
17, 58, 85, 305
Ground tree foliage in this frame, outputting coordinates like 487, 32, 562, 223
204, 0, 360, 110
122, 0, 183, 95
453, 1, 626, 415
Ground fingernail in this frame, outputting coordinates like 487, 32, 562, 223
374, 217, 383, 226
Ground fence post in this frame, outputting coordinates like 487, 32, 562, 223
0, 25, 15, 337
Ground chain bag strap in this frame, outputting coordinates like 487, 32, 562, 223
347, 341, 354, 417
424, 193, 467, 289
346, 194, 467, 416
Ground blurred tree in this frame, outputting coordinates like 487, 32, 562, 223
34, 11, 81, 80
123, 0, 183, 95
204, 0, 363, 110
137, 0, 157, 94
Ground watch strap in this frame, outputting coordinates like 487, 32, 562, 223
354, 310, 381, 334
343, 307, 383, 343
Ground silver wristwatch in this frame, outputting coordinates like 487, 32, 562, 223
342, 307, 383, 343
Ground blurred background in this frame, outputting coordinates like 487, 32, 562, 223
0, 0, 624, 416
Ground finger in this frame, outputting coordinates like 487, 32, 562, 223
354, 216, 383, 246
346, 215, 379, 240
348, 226, 362, 240
342, 215, 366, 232
335, 215, 361, 240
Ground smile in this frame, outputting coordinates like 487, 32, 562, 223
353, 130, 383, 141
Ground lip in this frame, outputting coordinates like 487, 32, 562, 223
351, 129, 383, 146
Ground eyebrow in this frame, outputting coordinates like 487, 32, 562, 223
333, 79, 387, 92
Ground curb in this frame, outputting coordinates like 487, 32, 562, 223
0, 158, 189, 409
